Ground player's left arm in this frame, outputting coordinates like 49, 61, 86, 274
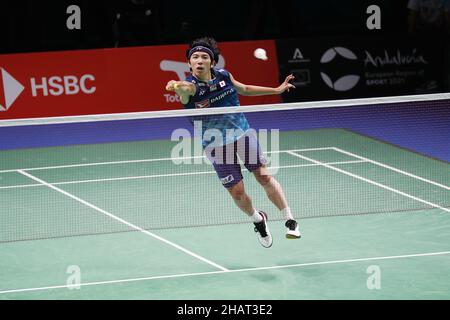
230, 73, 295, 96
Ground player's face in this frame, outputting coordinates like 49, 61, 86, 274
189, 52, 214, 77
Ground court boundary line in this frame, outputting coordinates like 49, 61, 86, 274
0, 250, 449, 295
16, 170, 229, 272
287, 151, 450, 213
342, 128, 450, 166
1, 145, 447, 191
332, 147, 450, 190
0, 160, 367, 190
0, 147, 333, 173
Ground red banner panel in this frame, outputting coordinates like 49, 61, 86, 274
0, 40, 280, 120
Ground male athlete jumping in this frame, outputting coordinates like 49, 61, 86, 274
166, 37, 300, 248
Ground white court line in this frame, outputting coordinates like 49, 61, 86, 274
0, 160, 367, 190
0, 147, 334, 174
0, 156, 205, 174
288, 151, 450, 213
0, 250, 449, 295
0, 171, 216, 190
16, 170, 229, 272
332, 147, 450, 190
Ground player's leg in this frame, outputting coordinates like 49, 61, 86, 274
206, 140, 254, 216
239, 132, 301, 239
252, 166, 287, 211
227, 181, 272, 248
226, 180, 254, 216
206, 141, 272, 248
252, 167, 300, 238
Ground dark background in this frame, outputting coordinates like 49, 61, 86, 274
0, 0, 416, 53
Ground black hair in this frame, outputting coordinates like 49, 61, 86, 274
186, 37, 220, 64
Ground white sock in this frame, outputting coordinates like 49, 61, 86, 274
282, 207, 294, 221
250, 209, 263, 223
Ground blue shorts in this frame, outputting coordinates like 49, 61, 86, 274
205, 131, 267, 189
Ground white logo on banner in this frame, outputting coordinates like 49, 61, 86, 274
289, 48, 310, 63
30, 75, 96, 97
293, 48, 304, 60
319, 47, 360, 92
364, 49, 428, 67
0, 68, 25, 112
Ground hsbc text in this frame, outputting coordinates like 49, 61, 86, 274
30, 74, 96, 96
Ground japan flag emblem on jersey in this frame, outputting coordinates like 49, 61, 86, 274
219, 80, 226, 88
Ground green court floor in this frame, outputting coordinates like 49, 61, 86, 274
0, 128, 449, 299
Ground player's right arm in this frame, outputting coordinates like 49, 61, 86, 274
165, 80, 196, 104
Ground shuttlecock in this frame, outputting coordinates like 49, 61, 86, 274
254, 48, 268, 61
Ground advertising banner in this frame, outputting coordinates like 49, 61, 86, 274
0, 40, 280, 120
276, 35, 446, 102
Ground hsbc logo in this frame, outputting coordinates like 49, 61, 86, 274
30, 74, 96, 97
0, 68, 25, 111
0, 67, 97, 112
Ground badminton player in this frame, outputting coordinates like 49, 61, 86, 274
166, 37, 300, 248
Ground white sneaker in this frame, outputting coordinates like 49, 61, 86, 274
253, 211, 273, 248
285, 219, 301, 239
